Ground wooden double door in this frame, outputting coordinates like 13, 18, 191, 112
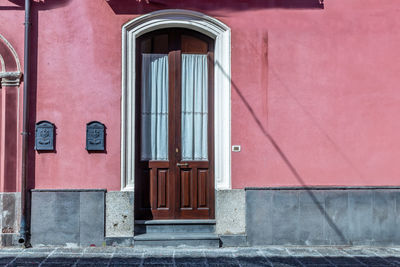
135, 29, 215, 220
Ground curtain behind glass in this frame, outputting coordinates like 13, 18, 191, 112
181, 54, 208, 161
141, 54, 169, 160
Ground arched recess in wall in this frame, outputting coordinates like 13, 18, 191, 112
0, 34, 21, 192
121, 9, 231, 191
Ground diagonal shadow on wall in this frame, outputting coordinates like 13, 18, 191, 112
214, 60, 349, 244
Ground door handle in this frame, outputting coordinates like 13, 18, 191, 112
177, 163, 189, 167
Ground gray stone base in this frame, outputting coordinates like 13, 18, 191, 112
31, 190, 105, 247
105, 237, 134, 247
216, 189, 246, 235
30, 190, 136, 247
0, 233, 20, 247
246, 187, 400, 246
0, 193, 21, 247
220, 234, 247, 247
106, 191, 134, 238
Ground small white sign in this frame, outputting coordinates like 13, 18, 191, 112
232, 145, 241, 152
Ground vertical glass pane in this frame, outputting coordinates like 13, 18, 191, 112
181, 54, 208, 161
141, 54, 169, 160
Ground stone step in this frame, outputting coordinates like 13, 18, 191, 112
134, 219, 216, 234
133, 232, 220, 247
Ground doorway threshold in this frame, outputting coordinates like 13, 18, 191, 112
134, 219, 219, 247
135, 219, 216, 225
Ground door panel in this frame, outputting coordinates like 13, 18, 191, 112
156, 169, 168, 208
180, 169, 193, 209
149, 161, 174, 218
135, 29, 214, 220
176, 162, 212, 218
197, 169, 208, 208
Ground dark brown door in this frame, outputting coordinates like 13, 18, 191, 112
135, 29, 215, 220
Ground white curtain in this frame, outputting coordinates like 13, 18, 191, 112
141, 54, 169, 161
181, 54, 208, 161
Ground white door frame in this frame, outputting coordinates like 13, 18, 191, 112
121, 9, 231, 191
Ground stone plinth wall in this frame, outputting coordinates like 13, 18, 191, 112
31, 190, 105, 247
0, 193, 20, 247
246, 188, 400, 246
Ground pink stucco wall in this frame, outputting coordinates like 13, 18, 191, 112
1, 0, 400, 190
0, 0, 24, 192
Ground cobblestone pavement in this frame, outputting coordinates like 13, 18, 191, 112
0, 246, 400, 266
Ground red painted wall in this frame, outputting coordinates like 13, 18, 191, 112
1, 0, 400, 190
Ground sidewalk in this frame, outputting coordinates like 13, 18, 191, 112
1, 246, 400, 266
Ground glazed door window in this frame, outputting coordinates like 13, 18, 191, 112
140, 54, 169, 161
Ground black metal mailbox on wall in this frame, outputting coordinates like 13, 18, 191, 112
86, 121, 105, 151
35, 121, 55, 151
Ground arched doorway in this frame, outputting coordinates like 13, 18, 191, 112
121, 10, 231, 192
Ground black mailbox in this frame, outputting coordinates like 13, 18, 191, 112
86, 121, 105, 151
35, 121, 55, 151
